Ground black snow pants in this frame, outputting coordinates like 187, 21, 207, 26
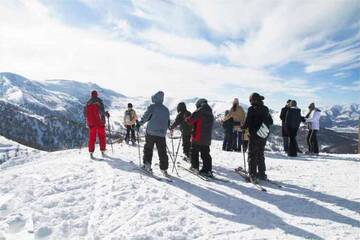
182, 134, 191, 158
125, 125, 136, 142
307, 130, 319, 154
143, 134, 169, 170
287, 128, 299, 157
248, 135, 266, 178
190, 143, 212, 173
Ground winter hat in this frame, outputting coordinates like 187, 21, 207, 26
287, 99, 292, 104
195, 98, 207, 109
290, 100, 297, 107
309, 103, 315, 109
91, 90, 98, 98
233, 98, 239, 105
249, 92, 264, 104
128, 103, 133, 108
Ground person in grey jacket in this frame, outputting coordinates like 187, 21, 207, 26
136, 91, 170, 175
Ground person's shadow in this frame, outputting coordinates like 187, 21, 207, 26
166, 176, 322, 239
214, 166, 359, 227
276, 182, 360, 214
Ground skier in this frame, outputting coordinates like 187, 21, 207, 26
185, 98, 214, 177
241, 93, 273, 182
221, 110, 234, 151
223, 98, 246, 152
124, 103, 138, 144
83, 90, 110, 158
285, 100, 304, 157
169, 102, 192, 160
305, 103, 321, 155
136, 91, 170, 175
280, 99, 291, 152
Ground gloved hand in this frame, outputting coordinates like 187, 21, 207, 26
135, 121, 141, 131
105, 111, 110, 118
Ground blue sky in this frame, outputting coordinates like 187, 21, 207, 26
0, 0, 359, 109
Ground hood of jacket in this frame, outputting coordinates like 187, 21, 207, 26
199, 103, 213, 116
177, 102, 187, 113
151, 91, 164, 104
195, 98, 207, 109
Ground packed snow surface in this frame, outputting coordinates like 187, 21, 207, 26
0, 140, 359, 240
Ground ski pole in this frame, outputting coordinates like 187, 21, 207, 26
175, 134, 182, 160
107, 116, 114, 153
242, 132, 247, 172
136, 129, 141, 167
174, 133, 182, 162
172, 135, 182, 173
171, 135, 175, 159
167, 144, 179, 175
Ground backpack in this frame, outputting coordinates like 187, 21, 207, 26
257, 112, 273, 139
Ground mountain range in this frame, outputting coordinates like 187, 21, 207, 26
0, 72, 358, 153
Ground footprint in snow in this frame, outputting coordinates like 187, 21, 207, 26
6, 213, 26, 233
35, 226, 52, 239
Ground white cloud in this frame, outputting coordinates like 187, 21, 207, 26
191, 0, 360, 70
1, 0, 355, 109
139, 28, 219, 59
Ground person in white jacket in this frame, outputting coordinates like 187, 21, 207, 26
305, 103, 321, 154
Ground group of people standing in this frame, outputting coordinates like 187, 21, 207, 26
83, 89, 319, 182
280, 100, 321, 157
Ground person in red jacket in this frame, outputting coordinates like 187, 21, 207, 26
185, 98, 214, 177
84, 90, 109, 158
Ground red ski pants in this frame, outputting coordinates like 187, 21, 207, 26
88, 126, 106, 152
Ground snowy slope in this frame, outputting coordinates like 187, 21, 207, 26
0, 140, 359, 240
0, 136, 39, 164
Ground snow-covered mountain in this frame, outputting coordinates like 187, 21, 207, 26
0, 72, 358, 153
0, 140, 359, 239
320, 104, 360, 133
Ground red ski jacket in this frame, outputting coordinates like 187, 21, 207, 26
84, 97, 105, 128
186, 103, 214, 146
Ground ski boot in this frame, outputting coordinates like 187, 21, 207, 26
199, 170, 214, 178
90, 152, 95, 159
161, 170, 170, 178
101, 151, 108, 158
189, 166, 199, 174
257, 174, 267, 181
249, 175, 259, 184
142, 163, 153, 173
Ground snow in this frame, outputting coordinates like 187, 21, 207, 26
327, 127, 359, 134
0, 140, 359, 240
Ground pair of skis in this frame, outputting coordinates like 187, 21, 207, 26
234, 167, 282, 191
130, 161, 173, 183
177, 163, 230, 183
234, 168, 267, 192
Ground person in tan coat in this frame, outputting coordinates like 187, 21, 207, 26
223, 98, 246, 152
124, 103, 138, 144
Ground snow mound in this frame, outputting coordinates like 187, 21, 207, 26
0, 140, 359, 239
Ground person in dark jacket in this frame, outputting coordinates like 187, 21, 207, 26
136, 91, 170, 175
170, 102, 192, 159
222, 110, 234, 151
242, 93, 273, 181
285, 100, 304, 157
185, 98, 214, 177
83, 90, 109, 158
280, 100, 291, 152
